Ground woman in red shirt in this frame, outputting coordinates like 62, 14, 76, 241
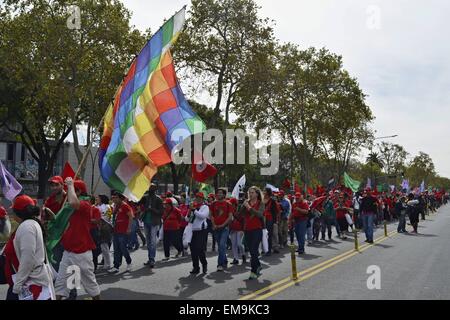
162, 198, 183, 260
238, 186, 265, 280
229, 198, 246, 265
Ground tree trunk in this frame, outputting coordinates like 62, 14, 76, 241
170, 162, 179, 194
37, 159, 53, 201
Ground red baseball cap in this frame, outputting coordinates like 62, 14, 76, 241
74, 180, 87, 194
11, 195, 36, 212
48, 176, 64, 184
164, 198, 173, 205
208, 193, 215, 199
195, 192, 205, 199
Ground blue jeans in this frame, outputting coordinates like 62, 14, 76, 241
362, 213, 374, 242
397, 214, 406, 232
127, 219, 139, 248
144, 223, 159, 263
214, 227, 230, 267
245, 229, 262, 273
294, 220, 308, 253
113, 233, 132, 268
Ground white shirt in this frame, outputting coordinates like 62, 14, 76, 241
13, 219, 51, 294
189, 204, 209, 231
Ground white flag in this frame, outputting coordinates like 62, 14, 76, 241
265, 184, 279, 192
232, 174, 246, 199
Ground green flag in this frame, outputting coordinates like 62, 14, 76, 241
46, 196, 90, 264
344, 172, 361, 192
199, 183, 214, 198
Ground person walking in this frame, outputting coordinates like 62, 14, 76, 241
210, 188, 233, 271
140, 184, 163, 269
161, 198, 184, 260
54, 178, 101, 300
360, 188, 377, 244
3, 195, 55, 300
263, 188, 281, 255
396, 196, 408, 233
187, 193, 210, 275
108, 191, 134, 274
277, 191, 290, 248
290, 193, 309, 255
228, 198, 246, 265
239, 187, 265, 280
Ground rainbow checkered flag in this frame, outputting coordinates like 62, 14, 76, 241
99, 7, 206, 201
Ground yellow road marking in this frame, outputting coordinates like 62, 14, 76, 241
255, 230, 397, 300
239, 229, 397, 300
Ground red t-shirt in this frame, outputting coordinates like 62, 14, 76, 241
334, 200, 351, 219
3, 232, 19, 286
210, 200, 233, 227
230, 208, 244, 231
61, 200, 96, 253
263, 198, 281, 222
179, 204, 189, 228
163, 207, 182, 231
44, 193, 66, 217
114, 202, 134, 234
90, 206, 101, 230
243, 201, 264, 231
0, 206, 6, 218
292, 200, 309, 221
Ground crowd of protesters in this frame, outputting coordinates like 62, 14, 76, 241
0, 174, 448, 299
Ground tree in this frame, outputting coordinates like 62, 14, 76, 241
234, 43, 374, 186
175, 0, 275, 129
406, 152, 436, 187
0, 0, 144, 198
378, 142, 408, 175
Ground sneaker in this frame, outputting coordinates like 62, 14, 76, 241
174, 252, 182, 258
202, 264, 208, 274
231, 259, 239, 265
256, 266, 262, 276
367, 240, 374, 244
144, 261, 155, 268
126, 264, 133, 272
248, 272, 258, 280
108, 267, 119, 274
273, 249, 280, 254
217, 266, 224, 272
264, 252, 271, 257
162, 257, 170, 261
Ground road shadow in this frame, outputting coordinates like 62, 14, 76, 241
95, 266, 157, 285
373, 243, 393, 249
299, 253, 321, 261
175, 274, 212, 298
237, 278, 273, 297
80, 287, 183, 300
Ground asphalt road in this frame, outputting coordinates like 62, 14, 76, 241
1, 205, 448, 300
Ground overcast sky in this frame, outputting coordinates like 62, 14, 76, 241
120, 0, 450, 178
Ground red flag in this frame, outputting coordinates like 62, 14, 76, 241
282, 178, 291, 190
61, 162, 76, 180
311, 196, 327, 210
316, 185, 326, 196
192, 156, 217, 183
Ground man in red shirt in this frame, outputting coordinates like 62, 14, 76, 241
108, 190, 134, 274
263, 188, 281, 255
210, 188, 233, 271
43, 176, 66, 219
54, 178, 101, 300
290, 192, 310, 255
